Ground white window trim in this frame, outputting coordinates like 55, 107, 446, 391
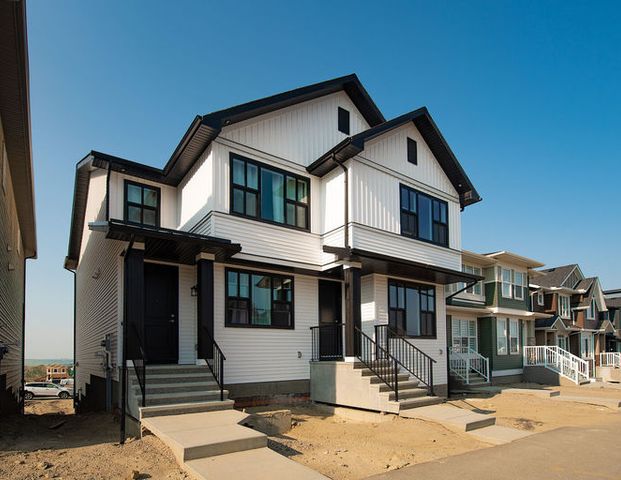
496, 318, 508, 356
586, 298, 596, 320
537, 291, 544, 306
514, 272, 525, 301
509, 319, 520, 354
501, 268, 513, 299
559, 295, 571, 319
462, 264, 482, 296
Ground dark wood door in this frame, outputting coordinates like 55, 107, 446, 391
318, 280, 343, 360
144, 263, 179, 364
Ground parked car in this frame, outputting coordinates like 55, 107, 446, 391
24, 382, 71, 400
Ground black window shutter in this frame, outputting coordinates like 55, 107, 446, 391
407, 137, 417, 164
338, 107, 350, 134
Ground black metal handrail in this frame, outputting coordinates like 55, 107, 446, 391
310, 324, 344, 361
355, 326, 401, 401
131, 323, 146, 407
200, 326, 226, 401
375, 324, 436, 395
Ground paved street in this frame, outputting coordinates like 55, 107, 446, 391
368, 417, 621, 480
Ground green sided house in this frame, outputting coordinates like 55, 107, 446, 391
446, 250, 545, 388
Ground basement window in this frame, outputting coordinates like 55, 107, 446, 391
124, 180, 160, 227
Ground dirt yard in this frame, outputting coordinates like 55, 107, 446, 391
261, 403, 490, 480
450, 384, 621, 433
0, 400, 187, 480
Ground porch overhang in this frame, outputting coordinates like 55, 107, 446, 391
89, 220, 241, 264
323, 246, 482, 285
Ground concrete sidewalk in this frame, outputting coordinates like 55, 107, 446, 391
366, 417, 621, 480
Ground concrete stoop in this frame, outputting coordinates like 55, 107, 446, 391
310, 360, 442, 414
142, 409, 328, 479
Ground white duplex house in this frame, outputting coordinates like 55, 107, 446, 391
65, 75, 481, 423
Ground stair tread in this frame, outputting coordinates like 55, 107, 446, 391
140, 399, 234, 418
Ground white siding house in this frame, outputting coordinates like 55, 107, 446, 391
66, 74, 481, 413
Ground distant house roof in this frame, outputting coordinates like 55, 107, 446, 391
306, 107, 481, 208
534, 264, 579, 288
606, 297, 621, 309
0, 1, 36, 257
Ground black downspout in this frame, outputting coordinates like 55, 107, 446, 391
105, 162, 111, 221
120, 236, 135, 445
21, 254, 36, 414
64, 266, 77, 411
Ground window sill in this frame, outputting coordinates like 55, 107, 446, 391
225, 323, 295, 330
229, 211, 310, 234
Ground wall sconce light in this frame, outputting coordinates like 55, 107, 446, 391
191, 285, 198, 297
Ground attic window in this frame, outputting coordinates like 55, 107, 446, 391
124, 180, 160, 227
338, 107, 350, 134
407, 137, 418, 165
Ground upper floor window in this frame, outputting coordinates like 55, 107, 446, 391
388, 280, 436, 338
499, 268, 526, 300
407, 137, 418, 165
462, 264, 482, 295
559, 295, 571, 319
400, 184, 448, 247
125, 181, 160, 227
226, 268, 294, 329
338, 107, 350, 134
231, 154, 310, 231
537, 291, 545, 306
586, 298, 596, 319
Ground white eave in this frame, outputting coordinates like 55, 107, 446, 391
484, 251, 545, 269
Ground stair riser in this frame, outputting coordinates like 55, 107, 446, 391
388, 389, 428, 401
377, 381, 420, 392
398, 397, 444, 410
140, 400, 235, 419
130, 374, 214, 385
182, 436, 267, 462
146, 393, 224, 406
137, 384, 219, 395
369, 374, 410, 384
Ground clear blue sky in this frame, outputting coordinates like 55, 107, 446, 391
25, 1, 621, 357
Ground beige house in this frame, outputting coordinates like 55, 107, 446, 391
0, 0, 38, 415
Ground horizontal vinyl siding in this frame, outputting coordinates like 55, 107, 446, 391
350, 224, 461, 271
220, 91, 370, 167
212, 212, 322, 268
75, 231, 124, 398
213, 263, 318, 384
0, 140, 25, 409
373, 275, 448, 386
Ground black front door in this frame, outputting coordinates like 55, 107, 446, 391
144, 263, 179, 364
318, 280, 343, 360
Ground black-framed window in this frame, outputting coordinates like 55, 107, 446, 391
231, 154, 310, 231
388, 280, 436, 338
124, 180, 160, 227
338, 107, 350, 134
226, 268, 294, 329
407, 137, 417, 165
400, 184, 448, 247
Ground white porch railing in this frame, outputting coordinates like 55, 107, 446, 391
600, 352, 621, 368
448, 347, 490, 385
523, 345, 590, 384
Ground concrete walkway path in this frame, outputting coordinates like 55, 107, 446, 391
142, 409, 328, 479
366, 417, 621, 480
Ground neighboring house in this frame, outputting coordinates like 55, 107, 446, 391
446, 251, 544, 387
0, 1, 37, 415
531, 264, 612, 375
46, 365, 69, 381
65, 74, 481, 419
603, 289, 621, 353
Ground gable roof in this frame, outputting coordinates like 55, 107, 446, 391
0, 0, 36, 257
606, 297, 621, 309
306, 107, 481, 208
534, 264, 580, 289
484, 251, 544, 268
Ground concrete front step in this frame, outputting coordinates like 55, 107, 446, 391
387, 387, 428, 401
185, 447, 329, 479
395, 395, 443, 411
138, 381, 220, 395
368, 373, 410, 384
145, 364, 211, 374
140, 399, 235, 419
377, 379, 419, 392
145, 390, 228, 407
130, 372, 215, 385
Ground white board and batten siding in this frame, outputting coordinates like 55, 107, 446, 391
213, 264, 318, 385
220, 91, 370, 168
